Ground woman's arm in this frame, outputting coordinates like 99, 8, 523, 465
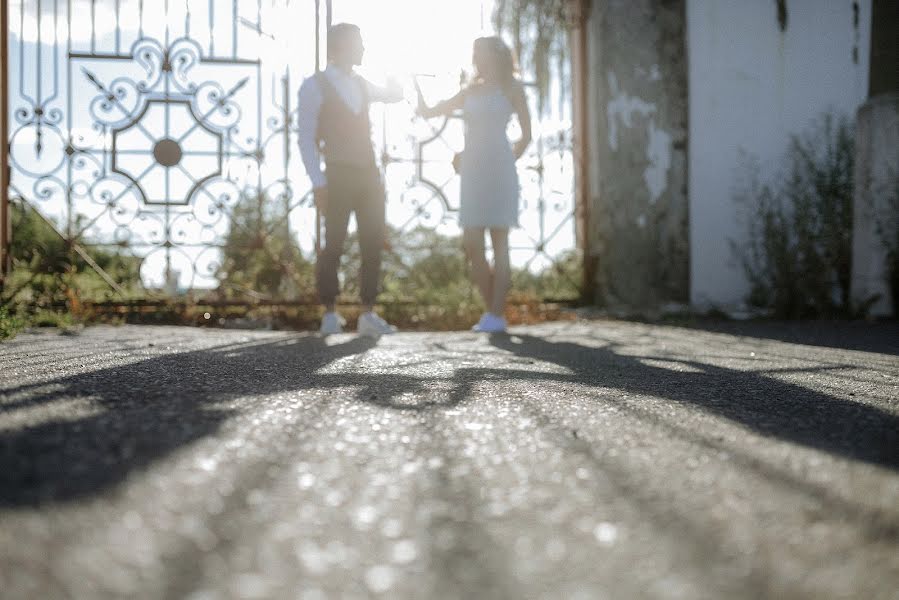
416, 84, 466, 119
509, 82, 532, 160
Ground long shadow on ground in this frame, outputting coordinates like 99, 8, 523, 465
488, 333, 899, 471
672, 319, 899, 355
0, 333, 459, 507
1, 328, 896, 510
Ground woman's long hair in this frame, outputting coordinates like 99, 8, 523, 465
472, 36, 519, 98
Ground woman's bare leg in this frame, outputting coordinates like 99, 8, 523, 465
489, 228, 510, 317
463, 227, 493, 309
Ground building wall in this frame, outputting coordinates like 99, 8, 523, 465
687, 0, 872, 310
851, 93, 899, 316
585, 0, 689, 311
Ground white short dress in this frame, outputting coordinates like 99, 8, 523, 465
458, 89, 520, 229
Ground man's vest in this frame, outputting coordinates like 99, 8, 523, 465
315, 72, 377, 169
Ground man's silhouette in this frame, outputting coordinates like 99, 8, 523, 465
297, 23, 403, 336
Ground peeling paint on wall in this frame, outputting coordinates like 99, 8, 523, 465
636, 214, 647, 229
606, 72, 656, 151
645, 123, 673, 204
587, 0, 692, 311
605, 73, 673, 204
587, 0, 689, 309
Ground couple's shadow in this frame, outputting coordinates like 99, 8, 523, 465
486, 332, 899, 471
0, 333, 449, 507
1, 329, 896, 509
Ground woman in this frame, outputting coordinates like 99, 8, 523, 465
417, 36, 532, 333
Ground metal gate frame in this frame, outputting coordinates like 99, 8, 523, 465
1, 0, 10, 284
1, 0, 589, 307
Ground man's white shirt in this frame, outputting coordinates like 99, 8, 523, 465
297, 65, 403, 189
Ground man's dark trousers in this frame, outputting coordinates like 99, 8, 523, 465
316, 163, 385, 307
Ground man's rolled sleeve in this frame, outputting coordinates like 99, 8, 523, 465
366, 77, 404, 104
297, 77, 327, 188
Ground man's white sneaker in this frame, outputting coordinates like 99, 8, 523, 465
472, 312, 507, 333
357, 311, 397, 337
319, 312, 346, 335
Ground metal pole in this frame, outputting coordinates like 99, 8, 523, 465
314, 0, 333, 257
569, 0, 593, 304
0, 0, 10, 287
314, 0, 321, 73
313, 0, 321, 255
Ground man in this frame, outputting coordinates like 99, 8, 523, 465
297, 23, 403, 336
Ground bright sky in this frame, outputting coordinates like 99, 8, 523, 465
13, 0, 494, 80
331, 0, 494, 80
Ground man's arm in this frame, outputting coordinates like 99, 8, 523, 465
364, 76, 404, 104
297, 76, 326, 189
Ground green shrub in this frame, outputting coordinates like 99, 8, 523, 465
733, 113, 855, 318
217, 191, 315, 300
29, 309, 75, 329
0, 306, 25, 341
6, 192, 582, 329
3, 200, 143, 308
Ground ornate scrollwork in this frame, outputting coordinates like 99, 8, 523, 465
7, 1, 578, 299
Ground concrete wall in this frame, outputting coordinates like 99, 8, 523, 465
868, 0, 899, 98
850, 0, 899, 317
687, 0, 872, 310
585, 0, 689, 311
851, 94, 898, 316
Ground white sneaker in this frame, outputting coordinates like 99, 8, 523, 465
319, 312, 346, 335
472, 312, 507, 333
471, 313, 491, 332
357, 311, 397, 337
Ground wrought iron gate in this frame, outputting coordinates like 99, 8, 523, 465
5, 0, 579, 305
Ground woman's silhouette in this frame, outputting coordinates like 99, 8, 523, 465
418, 37, 532, 333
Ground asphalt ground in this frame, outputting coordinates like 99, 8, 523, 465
1, 320, 897, 599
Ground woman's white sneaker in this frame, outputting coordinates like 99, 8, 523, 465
471, 313, 490, 332
358, 312, 397, 337
472, 313, 507, 333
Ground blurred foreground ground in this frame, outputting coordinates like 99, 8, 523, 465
1, 320, 897, 599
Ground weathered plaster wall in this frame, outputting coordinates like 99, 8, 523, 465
687, 0, 872, 310
851, 0, 899, 317
851, 93, 899, 316
586, 0, 689, 310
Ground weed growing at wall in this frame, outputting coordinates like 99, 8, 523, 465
732, 113, 856, 318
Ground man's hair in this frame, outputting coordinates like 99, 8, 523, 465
327, 23, 361, 60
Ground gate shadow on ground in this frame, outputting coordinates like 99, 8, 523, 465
0, 334, 458, 507
486, 333, 899, 472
